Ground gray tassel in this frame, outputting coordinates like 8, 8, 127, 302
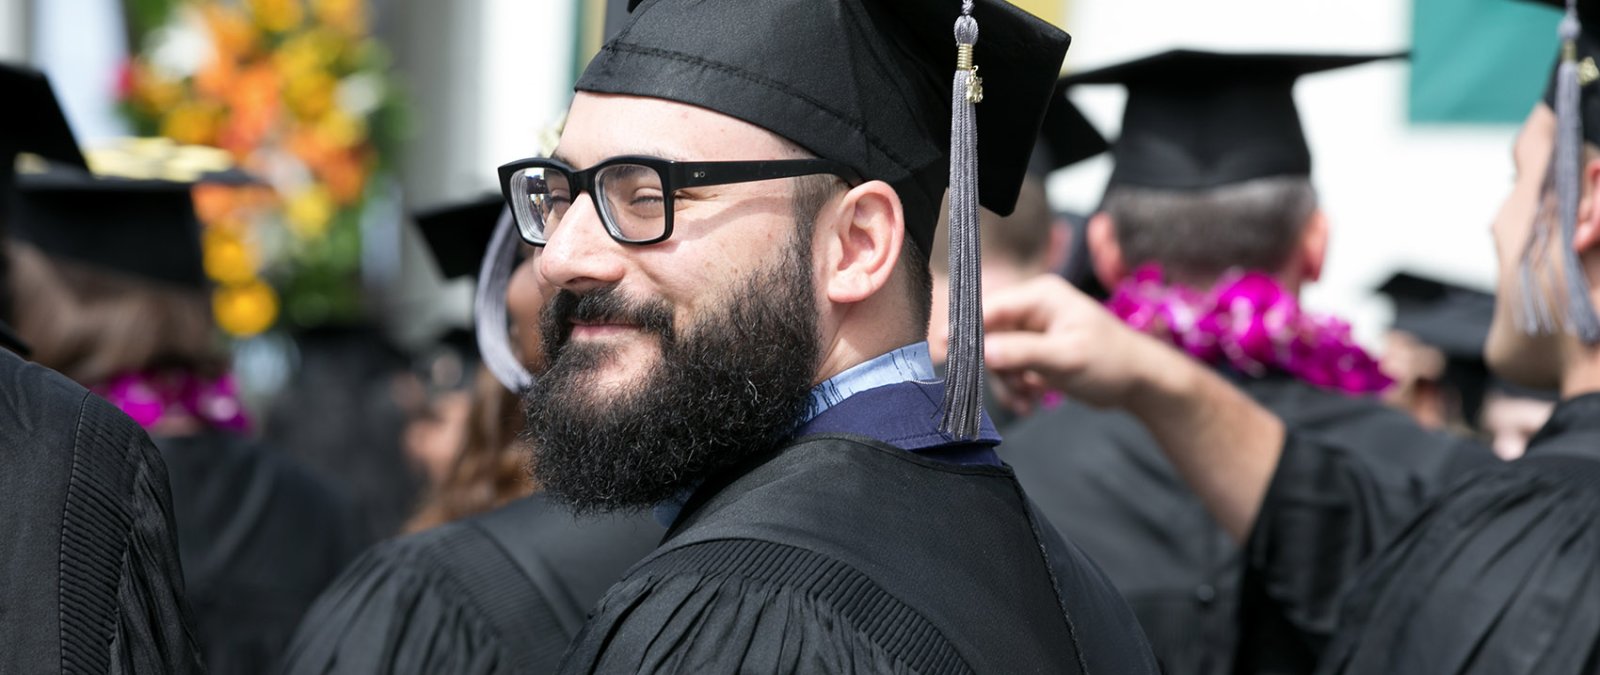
1521, 5, 1600, 344
940, 0, 984, 440
476, 206, 535, 392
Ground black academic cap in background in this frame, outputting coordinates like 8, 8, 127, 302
1377, 271, 1495, 359
1525, 0, 1600, 145
1375, 271, 1562, 423
1030, 95, 1110, 177
415, 195, 505, 280
586, 0, 1071, 254
1060, 50, 1402, 191
0, 63, 88, 171
9, 164, 206, 289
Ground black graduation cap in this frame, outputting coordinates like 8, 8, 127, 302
1030, 95, 1109, 177
583, 0, 1072, 254
9, 164, 207, 289
1378, 272, 1495, 360
1058, 50, 1401, 190
0, 63, 90, 221
1376, 271, 1559, 424
415, 195, 505, 280
1527, 0, 1600, 145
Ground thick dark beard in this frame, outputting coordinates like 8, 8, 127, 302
522, 234, 820, 513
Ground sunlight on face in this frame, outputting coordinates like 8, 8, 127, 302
537, 93, 814, 393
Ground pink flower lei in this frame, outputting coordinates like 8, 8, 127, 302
1106, 265, 1392, 396
93, 370, 253, 434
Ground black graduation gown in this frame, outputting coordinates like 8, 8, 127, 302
1300, 392, 1600, 674
155, 431, 367, 675
560, 434, 1161, 674
280, 493, 662, 674
999, 375, 1492, 675
0, 345, 203, 674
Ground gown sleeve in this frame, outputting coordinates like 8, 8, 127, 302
1235, 429, 1497, 672
280, 521, 572, 675
75, 396, 204, 675
1318, 454, 1600, 675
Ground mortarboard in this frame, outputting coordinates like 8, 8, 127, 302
9, 164, 208, 289
1377, 271, 1558, 425
0, 63, 90, 224
584, 0, 1071, 255
575, 0, 1072, 438
1058, 50, 1401, 191
1031, 95, 1109, 177
416, 195, 506, 280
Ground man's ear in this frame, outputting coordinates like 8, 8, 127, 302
1297, 209, 1331, 283
1575, 157, 1600, 292
821, 180, 903, 305
1087, 212, 1126, 288
1576, 157, 1600, 254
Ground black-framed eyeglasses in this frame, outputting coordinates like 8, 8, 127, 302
497, 155, 862, 246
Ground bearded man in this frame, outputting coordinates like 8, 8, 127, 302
505, 0, 1163, 672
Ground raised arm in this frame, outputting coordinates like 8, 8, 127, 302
983, 275, 1284, 541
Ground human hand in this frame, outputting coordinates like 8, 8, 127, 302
984, 275, 1174, 414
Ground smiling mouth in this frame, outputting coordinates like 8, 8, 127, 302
568, 321, 641, 339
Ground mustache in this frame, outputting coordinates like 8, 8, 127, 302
541, 286, 676, 354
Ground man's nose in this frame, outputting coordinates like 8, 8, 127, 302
539, 192, 628, 294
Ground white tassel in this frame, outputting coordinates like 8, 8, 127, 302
476, 207, 535, 392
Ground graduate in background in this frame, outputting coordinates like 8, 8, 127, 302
282, 201, 661, 675
399, 196, 535, 527
998, 50, 1493, 675
989, 1, 1600, 669
1376, 271, 1557, 457
0, 61, 202, 675
7, 154, 367, 674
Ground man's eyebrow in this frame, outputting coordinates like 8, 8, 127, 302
547, 148, 689, 168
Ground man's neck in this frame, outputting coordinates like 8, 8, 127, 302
1562, 342, 1600, 399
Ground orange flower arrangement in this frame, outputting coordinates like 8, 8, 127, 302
121, 0, 404, 337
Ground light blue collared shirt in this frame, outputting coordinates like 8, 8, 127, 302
802, 342, 936, 423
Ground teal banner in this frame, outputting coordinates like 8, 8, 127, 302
1411, 0, 1561, 123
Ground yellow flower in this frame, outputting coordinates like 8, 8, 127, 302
249, 0, 304, 34
314, 0, 366, 36
160, 100, 224, 146
203, 228, 259, 285
131, 62, 184, 113
274, 30, 339, 81
285, 70, 338, 121
315, 109, 366, 149
213, 279, 279, 337
286, 186, 336, 240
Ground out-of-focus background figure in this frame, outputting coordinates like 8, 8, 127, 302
7, 147, 368, 674
1376, 271, 1557, 458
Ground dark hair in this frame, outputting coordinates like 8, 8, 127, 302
1103, 176, 1318, 284
8, 243, 227, 384
406, 366, 534, 532
791, 173, 933, 335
